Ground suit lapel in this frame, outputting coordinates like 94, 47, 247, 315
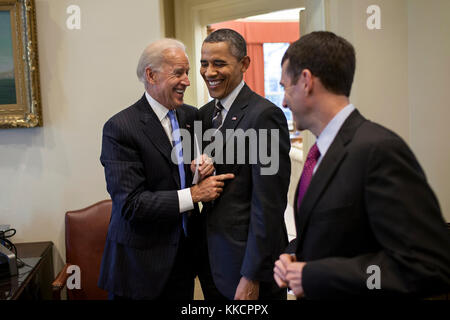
220, 84, 250, 134
200, 86, 251, 213
140, 97, 172, 162
296, 110, 366, 244
296, 138, 348, 240
215, 85, 250, 159
203, 101, 215, 131
175, 107, 187, 130
138, 95, 180, 188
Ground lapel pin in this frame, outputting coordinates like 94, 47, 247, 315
186, 124, 191, 128
232, 116, 237, 121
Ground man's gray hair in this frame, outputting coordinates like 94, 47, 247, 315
136, 38, 187, 84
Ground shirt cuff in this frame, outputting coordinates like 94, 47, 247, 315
177, 188, 194, 213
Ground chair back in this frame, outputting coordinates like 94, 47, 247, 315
65, 200, 111, 300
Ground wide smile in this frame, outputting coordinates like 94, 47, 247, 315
174, 88, 185, 97
206, 79, 224, 89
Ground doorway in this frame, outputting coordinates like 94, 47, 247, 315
207, 10, 301, 132
174, 1, 306, 242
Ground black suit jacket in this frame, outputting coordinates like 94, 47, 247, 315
98, 94, 198, 299
292, 109, 450, 299
198, 84, 291, 299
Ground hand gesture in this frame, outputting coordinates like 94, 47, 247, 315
191, 154, 215, 181
273, 254, 296, 288
190, 173, 234, 203
273, 254, 307, 298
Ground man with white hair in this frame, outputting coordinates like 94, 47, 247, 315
98, 38, 234, 300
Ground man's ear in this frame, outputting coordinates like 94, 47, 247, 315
240, 56, 250, 73
145, 67, 157, 85
301, 69, 314, 95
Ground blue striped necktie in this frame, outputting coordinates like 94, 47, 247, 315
167, 110, 188, 236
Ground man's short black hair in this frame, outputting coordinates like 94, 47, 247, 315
282, 31, 356, 97
204, 28, 247, 60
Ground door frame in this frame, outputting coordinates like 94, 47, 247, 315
174, 0, 305, 107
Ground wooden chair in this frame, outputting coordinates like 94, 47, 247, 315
52, 200, 111, 300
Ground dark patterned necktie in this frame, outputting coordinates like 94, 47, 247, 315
212, 100, 224, 129
297, 143, 320, 211
210, 101, 224, 158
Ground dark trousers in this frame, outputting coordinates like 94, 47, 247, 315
109, 232, 195, 300
198, 249, 228, 300
197, 235, 286, 301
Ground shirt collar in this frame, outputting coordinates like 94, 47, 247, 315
217, 80, 245, 111
145, 91, 170, 122
316, 104, 355, 158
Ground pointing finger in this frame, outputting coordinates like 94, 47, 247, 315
216, 173, 235, 181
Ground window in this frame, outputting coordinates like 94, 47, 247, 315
263, 42, 293, 131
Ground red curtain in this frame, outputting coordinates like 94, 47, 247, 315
209, 21, 300, 97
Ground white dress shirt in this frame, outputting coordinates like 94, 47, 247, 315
145, 91, 194, 213
215, 80, 245, 126
314, 104, 356, 174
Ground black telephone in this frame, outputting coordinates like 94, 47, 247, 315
0, 227, 22, 278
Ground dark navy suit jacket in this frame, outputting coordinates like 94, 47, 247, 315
98, 94, 198, 299
291, 109, 450, 298
198, 84, 291, 299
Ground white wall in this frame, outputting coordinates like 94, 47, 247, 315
0, 0, 163, 272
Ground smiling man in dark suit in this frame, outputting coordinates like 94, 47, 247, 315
273, 31, 450, 299
98, 38, 234, 300
196, 29, 291, 300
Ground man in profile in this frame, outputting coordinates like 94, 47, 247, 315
99, 38, 233, 300
197, 29, 291, 300
274, 31, 450, 299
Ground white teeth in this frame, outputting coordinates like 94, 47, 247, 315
208, 80, 221, 86
175, 89, 184, 94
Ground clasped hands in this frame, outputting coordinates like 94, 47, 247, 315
189, 154, 234, 203
273, 254, 307, 298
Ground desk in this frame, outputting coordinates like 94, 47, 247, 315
0, 241, 53, 300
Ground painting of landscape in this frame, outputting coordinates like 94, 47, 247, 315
0, 10, 17, 105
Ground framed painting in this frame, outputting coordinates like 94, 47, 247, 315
0, 0, 41, 128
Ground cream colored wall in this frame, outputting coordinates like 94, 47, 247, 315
324, 0, 449, 220
408, 0, 450, 221
0, 0, 163, 272
326, 0, 410, 142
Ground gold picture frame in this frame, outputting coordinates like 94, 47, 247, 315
0, 0, 41, 128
